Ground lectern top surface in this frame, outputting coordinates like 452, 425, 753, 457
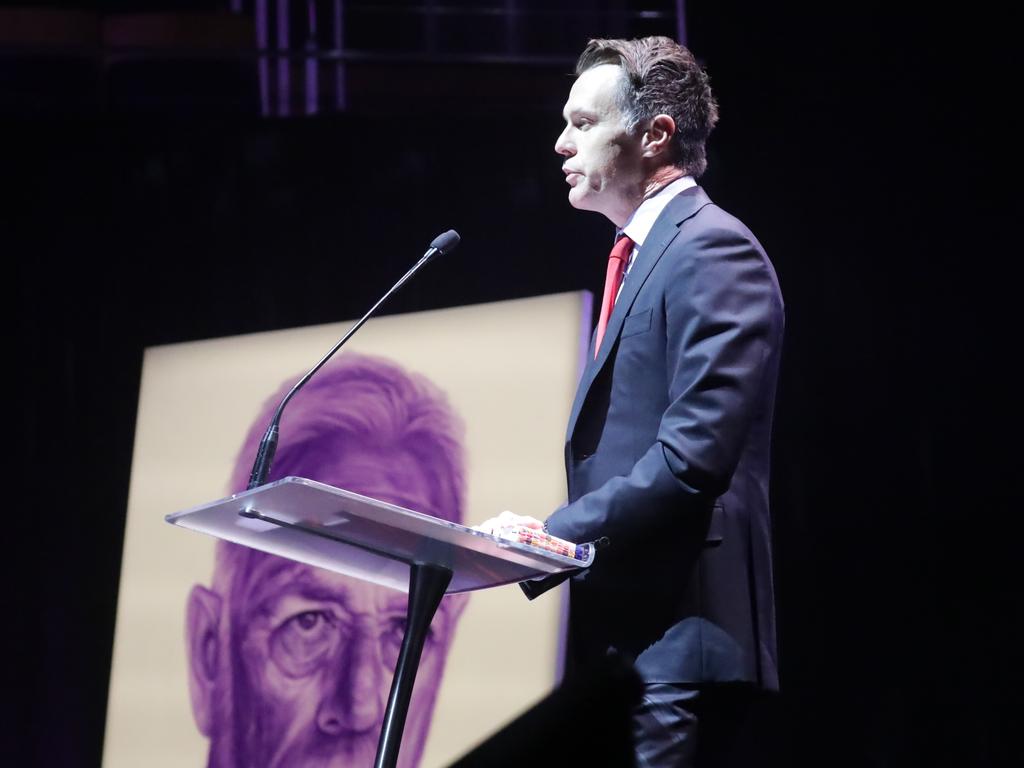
166, 476, 592, 593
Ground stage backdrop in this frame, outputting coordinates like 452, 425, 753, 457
103, 291, 591, 768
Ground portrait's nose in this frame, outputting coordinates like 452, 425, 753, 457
315, 631, 388, 736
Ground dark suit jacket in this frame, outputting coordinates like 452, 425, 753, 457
545, 186, 783, 689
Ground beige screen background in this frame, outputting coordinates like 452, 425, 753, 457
103, 291, 590, 768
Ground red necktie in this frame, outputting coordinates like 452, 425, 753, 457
594, 235, 635, 358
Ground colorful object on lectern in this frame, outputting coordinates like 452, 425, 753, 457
496, 524, 590, 561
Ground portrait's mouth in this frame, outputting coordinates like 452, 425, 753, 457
564, 172, 582, 186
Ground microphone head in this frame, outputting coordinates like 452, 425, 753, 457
429, 229, 461, 254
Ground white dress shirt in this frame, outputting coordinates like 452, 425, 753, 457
620, 175, 697, 280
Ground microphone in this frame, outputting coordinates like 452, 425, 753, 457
245, 229, 461, 490
424, 229, 459, 263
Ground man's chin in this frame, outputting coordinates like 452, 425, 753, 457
567, 189, 608, 218
567, 189, 593, 211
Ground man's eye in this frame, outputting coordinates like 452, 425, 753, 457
269, 610, 340, 678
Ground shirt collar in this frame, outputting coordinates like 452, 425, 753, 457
621, 175, 696, 246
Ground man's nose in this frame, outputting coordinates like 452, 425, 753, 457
554, 126, 573, 157
315, 632, 388, 736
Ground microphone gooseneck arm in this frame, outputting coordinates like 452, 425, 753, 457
246, 229, 461, 490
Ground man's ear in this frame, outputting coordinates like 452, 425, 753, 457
186, 584, 223, 736
642, 114, 677, 158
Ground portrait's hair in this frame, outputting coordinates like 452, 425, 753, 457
219, 352, 466, 586
576, 36, 719, 178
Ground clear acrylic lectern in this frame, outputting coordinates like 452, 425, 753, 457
166, 476, 593, 768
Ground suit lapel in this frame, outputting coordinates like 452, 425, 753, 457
565, 187, 713, 443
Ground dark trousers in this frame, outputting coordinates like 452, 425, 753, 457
632, 683, 757, 768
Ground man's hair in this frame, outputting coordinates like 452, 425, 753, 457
576, 36, 719, 178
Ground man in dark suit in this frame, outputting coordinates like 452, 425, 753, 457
483, 37, 783, 766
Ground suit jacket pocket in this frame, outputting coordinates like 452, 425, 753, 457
621, 308, 652, 338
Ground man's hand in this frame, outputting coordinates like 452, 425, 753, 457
474, 510, 545, 537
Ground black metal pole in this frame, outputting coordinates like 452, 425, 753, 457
374, 562, 453, 768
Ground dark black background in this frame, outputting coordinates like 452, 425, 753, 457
6, 2, 1021, 765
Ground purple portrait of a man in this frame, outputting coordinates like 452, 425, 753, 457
185, 352, 468, 768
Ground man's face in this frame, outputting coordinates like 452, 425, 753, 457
191, 446, 465, 768
554, 64, 646, 226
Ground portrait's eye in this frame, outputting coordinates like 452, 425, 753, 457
389, 616, 408, 639
381, 616, 435, 667
269, 609, 341, 678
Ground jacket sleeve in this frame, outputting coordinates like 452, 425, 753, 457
544, 223, 784, 545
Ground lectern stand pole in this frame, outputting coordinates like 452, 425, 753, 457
374, 562, 453, 768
